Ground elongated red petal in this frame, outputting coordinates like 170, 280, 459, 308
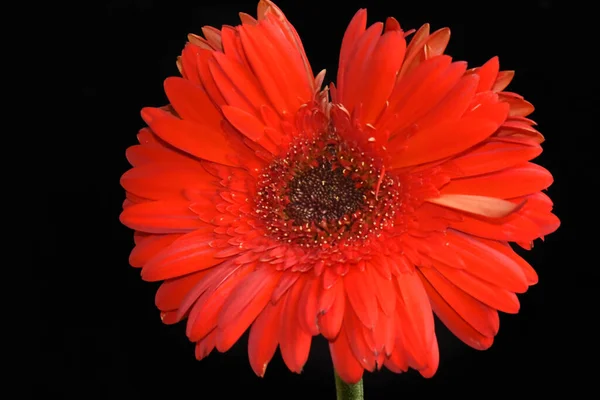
419, 267, 499, 337
367, 264, 396, 316
248, 302, 282, 377
279, 278, 312, 373
390, 100, 509, 168
440, 163, 553, 198
337, 9, 367, 103
186, 264, 254, 341
395, 271, 435, 364
418, 270, 494, 350
384, 57, 467, 136
141, 107, 240, 167
433, 263, 520, 313
155, 270, 210, 312
442, 139, 542, 178
164, 77, 223, 126
329, 328, 364, 384
318, 280, 345, 340
344, 266, 379, 329
216, 268, 281, 352
120, 200, 206, 234
344, 307, 377, 371
129, 233, 182, 267
357, 30, 406, 124
472, 56, 499, 93
297, 277, 321, 335
195, 330, 217, 361
121, 162, 217, 200
140, 229, 222, 281
445, 231, 529, 293
428, 194, 523, 218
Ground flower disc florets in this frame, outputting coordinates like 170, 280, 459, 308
255, 130, 400, 248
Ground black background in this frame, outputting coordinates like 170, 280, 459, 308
37, 0, 591, 398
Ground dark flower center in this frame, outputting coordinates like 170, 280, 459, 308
284, 159, 365, 224
255, 133, 400, 248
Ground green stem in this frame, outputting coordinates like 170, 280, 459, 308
334, 371, 364, 400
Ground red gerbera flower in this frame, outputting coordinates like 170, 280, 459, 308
119, 0, 559, 385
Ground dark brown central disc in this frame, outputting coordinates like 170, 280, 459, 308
284, 161, 365, 224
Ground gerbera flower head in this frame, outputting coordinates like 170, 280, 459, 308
120, 0, 559, 384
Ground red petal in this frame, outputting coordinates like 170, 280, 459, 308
121, 162, 217, 200
442, 139, 542, 178
179, 43, 203, 85
443, 194, 556, 243
221, 105, 278, 154
384, 57, 466, 136
220, 26, 246, 64
395, 271, 435, 363
401, 27, 450, 78
397, 23, 430, 80
195, 49, 227, 106
410, 74, 479, 133
418, 332, 439, 378
318, 279, 345, 340
383, 334, 408, 373
418, 270, 493, 350
279, 278, 312, 373
297, 277, 321, 335
201, 26, 223, 51
216, 268, 281, 352
329, 328, 364, 384
428, 194, 523, 218
370, 254, 392, 279
177, 259, 247, 318
423, 28, 451, 59
444, 231, 529, 293
257, 2, 315, 92
472, 56, 499, 93
336, 9, 368, 103
419, 267, 499, 336
129, 233, 182, 267
186, 264, 254, 341
208, 58, 256, 113
164, 77, 223, 127
384, 16, 401, 33
159, 310, 180, 325
248, 302, 282, 377
271, 271, 301, 303
212, 51, 270, 113
126, 131, 192, 167
499, 92, 535, 117
358, 30, 406, 124
155, 270, 210, 312
195, 330, 217, 361
379, 311, 396, 357
338, 22, 384, 114
238, 17, 312, 117
141, 107, 240, 167
367, 264, 396, 316
433, 263, 520, 313
482, 240, 538, 285
140, 229, 221, 281
492, 70, 515, 92
390, 96, 509, 168
119, 200, 206, 234
344, 308, 377, 371
440, 163, 553, 199
239, 12, 257, 25
344, 266, 379, 328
